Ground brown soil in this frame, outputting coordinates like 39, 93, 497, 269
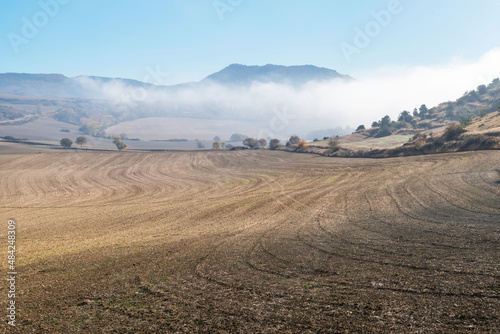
0, 150, 499, 333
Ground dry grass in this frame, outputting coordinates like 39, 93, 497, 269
0, 150, 499, 333
314, 133, 413, 151
466, 111, 500, 134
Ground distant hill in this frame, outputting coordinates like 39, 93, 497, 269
0, 64, 351, 98
0, 73, 73, 98
203, 64, 351, 86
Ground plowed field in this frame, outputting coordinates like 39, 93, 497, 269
1, 150, 499, 333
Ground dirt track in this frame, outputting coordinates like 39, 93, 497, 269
0, 150, 499, 333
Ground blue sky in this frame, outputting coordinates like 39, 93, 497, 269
1, 0, 500, 84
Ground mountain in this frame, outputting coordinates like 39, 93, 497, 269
203, 64, 351, 86
0, 64, 351, 99
0, 73, 73, 98
0, 73, 157, 99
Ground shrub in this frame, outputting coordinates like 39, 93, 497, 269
328, 138, 339, 152
297, 140, 307, 148
460, 134, 497, 150
396, 121, 408, 129
60, 138, 73, 148
420, 122, 433, 129
380, 115, 391, 127
242, 138, 258, 149
460, 115, 473, 127
269, 139, 280, 150
442, 123, 466, 141
414, 138, 426, 150
212, 141, 222, 150
356, 125, 365, 131
288, 136, 300, 145
376, 126, 391, 138
113, 136, 128, 151
257, 139, 267, 148
398, 111, 413, 123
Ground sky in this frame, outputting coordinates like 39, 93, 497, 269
1, 0, 500, 84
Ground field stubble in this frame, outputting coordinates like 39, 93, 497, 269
0, 150, 499, 333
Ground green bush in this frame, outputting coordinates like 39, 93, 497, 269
459, 115, 472, 127
376, 126, 391, 138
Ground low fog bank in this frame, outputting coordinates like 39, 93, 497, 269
77, 48, 500, 140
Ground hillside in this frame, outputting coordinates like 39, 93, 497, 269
466, 111, 500, 134
353, 77, 500, 140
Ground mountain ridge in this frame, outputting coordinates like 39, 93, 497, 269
202, 64, 351, 85
0, 64, 351, 98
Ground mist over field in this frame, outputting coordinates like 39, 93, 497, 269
76, 48, 500, 132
